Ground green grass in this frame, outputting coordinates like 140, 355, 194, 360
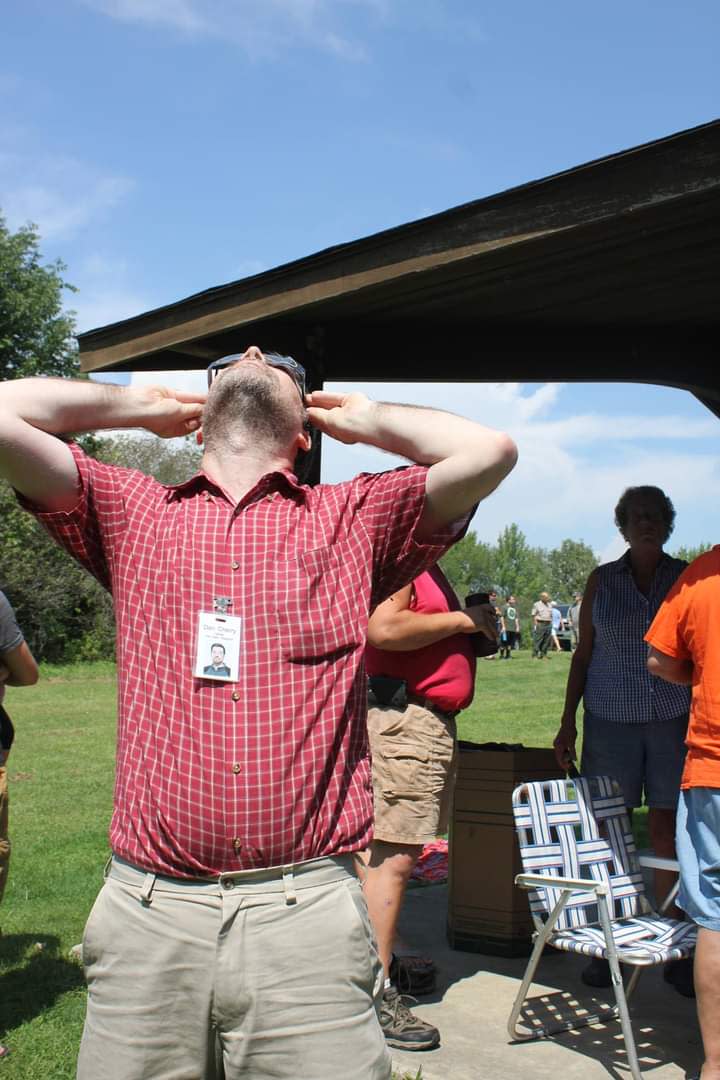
0, 653, 648, 1074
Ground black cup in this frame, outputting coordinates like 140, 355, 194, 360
465, 592, 499, 657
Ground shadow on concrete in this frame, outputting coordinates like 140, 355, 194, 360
392, 883, 701, 1080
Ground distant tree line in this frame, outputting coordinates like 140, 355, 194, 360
440, 527, 712, 644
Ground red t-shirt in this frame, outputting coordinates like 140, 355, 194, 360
645, 546, 720, 789
365, 565, 476, 713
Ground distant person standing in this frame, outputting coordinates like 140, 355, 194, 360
0, 589, 39, 906
0, 589, 39, 1061
531, 592, 553, 658
568, 593, 582, 651
550, 601, 563, 653
500, 595, 520, 659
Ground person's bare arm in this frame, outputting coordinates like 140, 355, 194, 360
647, 646, 694, 686
553, 569, 598, 768
0, 640, 39, 687
0, 378, 206, 511
367, 583, 497, 652
306, 391, 517, 538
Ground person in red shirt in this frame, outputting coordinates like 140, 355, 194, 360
362, 565, 496, 1051
0, 349, 517, 1080
646, 547, 720, 1080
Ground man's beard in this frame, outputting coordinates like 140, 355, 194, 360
205, 365, 300, 453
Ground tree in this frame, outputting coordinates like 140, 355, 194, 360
440, 533, 495, 599
0, 213, 78, 381
547, 538, 599, 599
672, 543, 713, 565
93, 433, 202, 484
493, 524, 547, 600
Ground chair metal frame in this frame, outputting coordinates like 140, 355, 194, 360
507, 776, 694, 1080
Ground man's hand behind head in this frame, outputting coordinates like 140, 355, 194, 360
304, 390, 375, 445
137, 386, 206, 439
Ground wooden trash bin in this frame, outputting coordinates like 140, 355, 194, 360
447, 742, 563, 956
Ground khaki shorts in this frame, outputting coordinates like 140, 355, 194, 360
78, 855, 390, 1080
367, 702, 457, 846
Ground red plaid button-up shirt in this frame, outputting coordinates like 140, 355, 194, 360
26, 444, 462, 876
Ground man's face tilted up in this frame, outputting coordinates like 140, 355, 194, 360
202, 346, 309, 459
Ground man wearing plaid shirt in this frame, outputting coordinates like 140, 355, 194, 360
0, 347, 517, 1080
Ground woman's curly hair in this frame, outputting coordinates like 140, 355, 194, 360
614, 486, 676, 544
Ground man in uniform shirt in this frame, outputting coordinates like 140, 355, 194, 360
531, 591, 553, 658
0, 349, 517, 1080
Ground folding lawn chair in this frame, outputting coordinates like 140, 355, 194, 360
508, 776, 696, 1080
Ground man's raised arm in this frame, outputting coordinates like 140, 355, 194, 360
306, 391, 517, 537
0, 378, 206, 511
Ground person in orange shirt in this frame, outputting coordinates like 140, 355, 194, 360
646, 546, 720, 1080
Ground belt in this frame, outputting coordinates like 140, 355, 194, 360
108, 853, 356, 897
407, 693, 458, 720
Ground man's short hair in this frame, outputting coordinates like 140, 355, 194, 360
211, 643, 225, 654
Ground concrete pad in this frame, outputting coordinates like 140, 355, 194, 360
389, 883, 701, 1080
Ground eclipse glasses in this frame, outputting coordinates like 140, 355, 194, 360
207, 352, 306, 400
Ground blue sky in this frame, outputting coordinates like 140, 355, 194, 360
2, 0, 719, 558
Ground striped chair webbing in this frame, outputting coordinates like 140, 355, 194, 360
512, 776, 644, 930
549, 915, 696, 964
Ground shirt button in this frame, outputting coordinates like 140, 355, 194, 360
223, 879, 234, 890
231, 560, 240, 570
232, 762, 241, 774
231, 691, 240, 702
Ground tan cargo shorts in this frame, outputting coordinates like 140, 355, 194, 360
367, 702, 458, 846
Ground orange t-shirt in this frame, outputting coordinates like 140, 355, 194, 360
645, 546, 720, 788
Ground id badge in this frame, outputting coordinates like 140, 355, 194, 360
194, 611, 242, 681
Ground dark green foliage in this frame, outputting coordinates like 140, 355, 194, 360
546, 538, 598, 598
441, 524, 600, 638
0, 214, 78, 381
672, 542, 713, 564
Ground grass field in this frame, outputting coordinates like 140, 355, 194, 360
0, 652, 647, 1076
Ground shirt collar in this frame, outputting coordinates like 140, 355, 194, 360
164, 468, 307, 505
613, 549, 670, 574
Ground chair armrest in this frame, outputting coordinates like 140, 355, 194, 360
515, 873, 606, 895
638, 855, 679, 873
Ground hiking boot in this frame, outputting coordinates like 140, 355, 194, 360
379, 986, 440, 1051
389, 953, 437, 996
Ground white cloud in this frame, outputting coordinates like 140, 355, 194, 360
81, 0, 385, 58
0, 152, 133, 241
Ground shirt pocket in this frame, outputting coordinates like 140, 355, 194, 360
272, 544, 365, 661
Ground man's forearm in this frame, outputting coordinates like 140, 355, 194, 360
307, 389, 518, 528
0, 377, 142, 435
366, 402, 517, 529
0, 377, 205, 510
